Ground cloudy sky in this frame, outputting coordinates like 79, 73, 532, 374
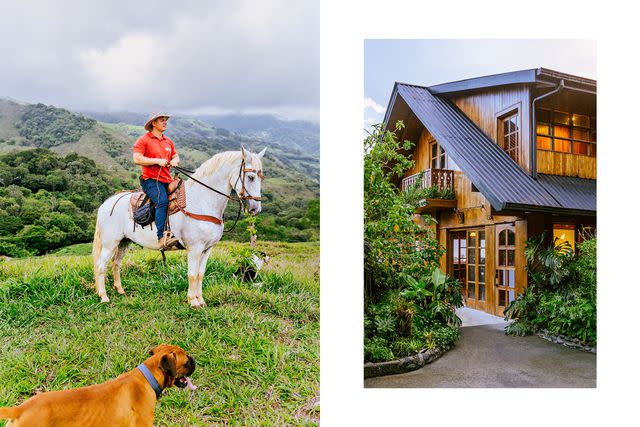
364, 39, 597, 130
0, 0, 319, 121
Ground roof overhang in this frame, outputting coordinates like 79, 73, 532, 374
427, 67, 596, 96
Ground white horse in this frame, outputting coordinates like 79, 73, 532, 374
92, 147, 266, 308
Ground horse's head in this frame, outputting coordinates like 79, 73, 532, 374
233, 146, 266, 215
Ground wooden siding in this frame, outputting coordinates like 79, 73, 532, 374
407, 129, 434, 175
436, 171, 521, 230
449, 85, 531, 173
407, 128, 461, 176
536, 150, 597, 179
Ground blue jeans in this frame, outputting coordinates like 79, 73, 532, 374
141, 178, 169, 240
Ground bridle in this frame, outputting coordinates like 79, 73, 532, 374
173, 157, 264, 203
172, 157, 264, 232
232, 157, 264, 202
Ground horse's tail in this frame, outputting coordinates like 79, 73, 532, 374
92, 224, 102, 276
0, 406, 21, 420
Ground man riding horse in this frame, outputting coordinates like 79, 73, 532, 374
133, 113, 180, 250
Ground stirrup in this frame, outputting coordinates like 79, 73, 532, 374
158, 232, 180, 250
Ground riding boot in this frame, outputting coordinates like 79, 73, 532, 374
158, 231, 180, 250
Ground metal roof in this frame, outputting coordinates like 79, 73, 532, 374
394, 83, 596, 214
427, 67, 596, 95
428, 69, 538, 94
536, 174, 596, 213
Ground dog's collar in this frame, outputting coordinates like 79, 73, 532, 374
137, 364, 162, 399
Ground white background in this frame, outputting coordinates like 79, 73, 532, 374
320, 0, 640, 425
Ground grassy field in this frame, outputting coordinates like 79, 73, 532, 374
0, 241, 319, 426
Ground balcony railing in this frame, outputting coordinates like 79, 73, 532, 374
401, 168, 455, 193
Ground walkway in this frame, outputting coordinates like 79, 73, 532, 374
364, 308, 596, 388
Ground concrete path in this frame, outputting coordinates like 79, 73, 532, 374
364, 308, 596, 388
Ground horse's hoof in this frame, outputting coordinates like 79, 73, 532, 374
190, 301, 202, 309
197, 297, 207, 307
116, 288, 126, 295
100, 295, 110, 303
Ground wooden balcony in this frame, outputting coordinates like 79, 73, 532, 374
401, 168, 456, 212
401, 168, 455, 192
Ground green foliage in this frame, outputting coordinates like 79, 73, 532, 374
422, 184, 455, 200
363, 122, 461, 363
364, 293, 460, 362
400, 269, 463, 327
0, 242, 319, 425
364, 122, 444, 299
505, 232, 597, 344
4, 99, 320, 244
16, 103, 96, 148
229, 246, 259, 271
0, 149, 132, 256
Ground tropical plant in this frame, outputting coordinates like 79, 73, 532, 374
363, 122, 461, 362
504, 232, 597, 344
400, 268, 463, 327
364, 122, 443, 302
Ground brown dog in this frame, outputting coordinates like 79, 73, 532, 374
0, 344, 196, 426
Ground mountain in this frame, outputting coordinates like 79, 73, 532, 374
194, 114, 319, 155
0, 98, 319, 243
81, 111, 319, 183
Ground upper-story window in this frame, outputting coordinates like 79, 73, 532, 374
536, 108, 596, 157
499, 112, 520, 162
430, 141, 447, 169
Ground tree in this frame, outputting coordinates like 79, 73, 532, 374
364, 122, 442, 302
363, 122, 462, 362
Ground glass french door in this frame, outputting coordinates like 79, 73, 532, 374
495, 224, 516, 316
452, 229, 486, 310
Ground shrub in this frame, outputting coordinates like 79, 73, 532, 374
504, 232, 597, 344
364, 122, 443, 301
363, 122, 462, 363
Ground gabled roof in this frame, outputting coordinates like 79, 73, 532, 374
390, 83, 596, 214
427, 67, 596, 95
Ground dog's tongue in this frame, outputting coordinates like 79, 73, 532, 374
185, 376, 197, 391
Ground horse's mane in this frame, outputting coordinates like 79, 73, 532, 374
192, 151, 263, 179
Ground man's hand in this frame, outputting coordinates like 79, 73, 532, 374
169, 157, 180, 167
157, 158, 170, 167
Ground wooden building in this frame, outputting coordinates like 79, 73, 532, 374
384, 68, 596, 316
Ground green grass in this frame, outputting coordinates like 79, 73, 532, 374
0, 241, 319, 426
49, 243, 94, 256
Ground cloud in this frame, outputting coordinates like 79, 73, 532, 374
364, 97, 385, 114
80, 33, 156, 108
0, 0, 319, 121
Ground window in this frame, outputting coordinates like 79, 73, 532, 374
452, 229, 485, 304
553, 224, 576, 252
536, 108, 596, 157
497, 228, 516, 306
429, 141, 447, 169
499, 112, 520, 162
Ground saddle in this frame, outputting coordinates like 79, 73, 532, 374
130, 176, 187, 228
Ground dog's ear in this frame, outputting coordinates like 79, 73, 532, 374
160, 353, 178, 378
148, 344, 167, 356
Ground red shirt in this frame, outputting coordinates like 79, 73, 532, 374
133, 132, 177, 183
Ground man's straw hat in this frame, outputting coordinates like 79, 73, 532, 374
144, 112, 171, 132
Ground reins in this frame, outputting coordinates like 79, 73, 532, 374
173, 165, 242, 203
172, 159, 262, 233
